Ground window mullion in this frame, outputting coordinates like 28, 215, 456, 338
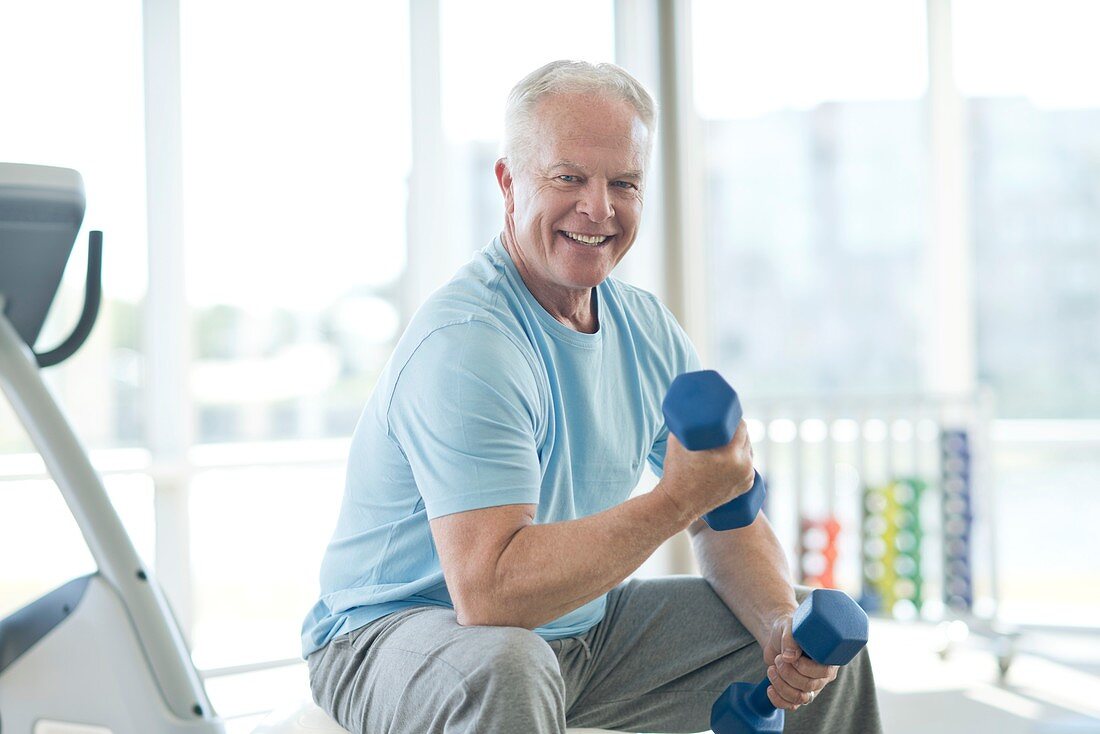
142, 0, 196, 642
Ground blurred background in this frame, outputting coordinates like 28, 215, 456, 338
1, 0, 1098, 731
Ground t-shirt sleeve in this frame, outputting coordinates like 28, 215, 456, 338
386, 320, 544, 519
646, 302, 703, 478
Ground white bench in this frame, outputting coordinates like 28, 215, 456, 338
254, 698, 629, 734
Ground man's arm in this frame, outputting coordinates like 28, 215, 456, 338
432, 424, 756, 629
691, 513, 844, 712
432, 485, 693, 629
687, 512, 797, 646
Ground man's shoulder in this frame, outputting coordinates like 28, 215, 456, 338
392, 249, 538, 377
404, 317, 531, 371
377, 313, 543, 426
603, 276, 677, 327
602, 276, 697, 370
411, 243, 523, 336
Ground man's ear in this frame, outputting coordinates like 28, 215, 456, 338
495, 158, 515, 215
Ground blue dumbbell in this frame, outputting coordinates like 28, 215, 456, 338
661, 370, 767, 530
710, 589, 870, 733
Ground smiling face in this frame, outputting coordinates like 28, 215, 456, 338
496, 92, 650, 321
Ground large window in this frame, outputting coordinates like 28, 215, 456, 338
181, 1, 410, 445
178, 1, 411, 667
693, 0, 929, 397
0, 0, 151, 617
955, 0, 1100, 419
0, 0, 148, 452
691, 0, 1099, 626
955, 0, 1100, 624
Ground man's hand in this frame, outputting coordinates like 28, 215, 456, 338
657, 421, 756, 522
762, 612, 839, 711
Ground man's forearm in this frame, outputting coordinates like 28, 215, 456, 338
464, 484, 693, 628
690, 512, 797, 646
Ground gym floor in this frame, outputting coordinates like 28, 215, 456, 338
210, 620, 1100, 733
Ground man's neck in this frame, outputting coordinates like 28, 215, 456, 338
500, 228, 599, 334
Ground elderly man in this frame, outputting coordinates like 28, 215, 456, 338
302, 61, 882, 733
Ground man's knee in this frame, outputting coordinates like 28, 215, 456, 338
465, 626, 564, 699
471, 626, 562, 676
424, 627, 566, 732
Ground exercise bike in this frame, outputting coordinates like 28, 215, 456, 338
0, 161, 225, 733
0, 162, 623, 734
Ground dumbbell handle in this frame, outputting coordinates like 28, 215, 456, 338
744, 677, 780, 719
703, 471, 766, 529
709, 669, 791, 734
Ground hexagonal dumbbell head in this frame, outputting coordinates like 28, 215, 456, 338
793, 589, 869, 666
661, 370, 741, 451
711, 683, 786, 733
711, 589, 869, 734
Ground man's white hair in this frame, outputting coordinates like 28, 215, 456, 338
503, 60, 657, 174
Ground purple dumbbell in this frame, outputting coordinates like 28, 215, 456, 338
661, 370, 766, 529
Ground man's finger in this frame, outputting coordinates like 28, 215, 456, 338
766, 685, 799, 711
766, 669, 802, 710
790, 656, 838, 680
768, 665, 819, 706
780, 622, 802, 662
775, 657, 829, 692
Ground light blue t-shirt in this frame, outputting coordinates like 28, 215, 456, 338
300, 237, 700, 659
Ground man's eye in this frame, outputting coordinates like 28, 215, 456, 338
558, 175, 580, 183
614, 181, 638, 190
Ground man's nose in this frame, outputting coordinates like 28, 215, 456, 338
577, 182, 614, 222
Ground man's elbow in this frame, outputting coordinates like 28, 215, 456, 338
451, 584, 540, 629
452, 594, 494, 627
687, 516, 710, 537
456, 608, 534, 629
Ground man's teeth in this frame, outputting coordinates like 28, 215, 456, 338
563, 232, 609, 245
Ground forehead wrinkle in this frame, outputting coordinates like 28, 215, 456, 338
548, 159, 591, 174
546, 159, 645, 181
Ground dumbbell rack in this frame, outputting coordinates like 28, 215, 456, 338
741, 388, 1014, 670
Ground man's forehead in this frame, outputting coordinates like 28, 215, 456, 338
535, 94, 648, 139
523, 93, 651, 172
536, 125, 649, 170
547, 158, 644, 179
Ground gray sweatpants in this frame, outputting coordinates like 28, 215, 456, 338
308, 576, 882, 733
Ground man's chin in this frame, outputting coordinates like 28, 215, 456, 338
560, 267, 614, 290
